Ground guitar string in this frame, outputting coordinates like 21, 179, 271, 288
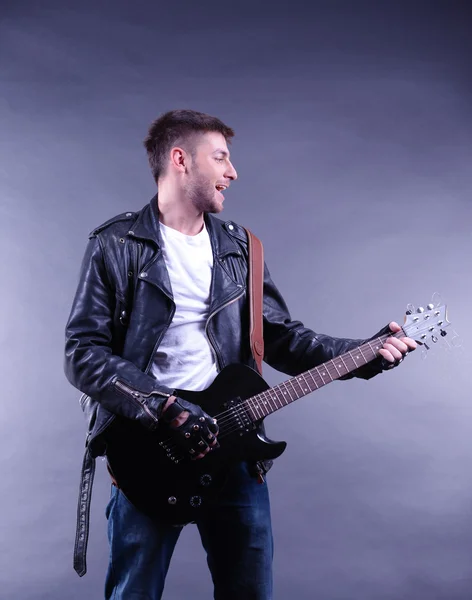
162, 328, 415, 454
162, 327, 424, 457
163, 316, 431, 449
161, 333, 397, 456
207, 331, 401, 427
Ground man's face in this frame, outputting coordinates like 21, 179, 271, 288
184, 131, 238, 214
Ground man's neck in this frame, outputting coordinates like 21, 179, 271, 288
156, 186, 205, 237
159, 212, 205, 237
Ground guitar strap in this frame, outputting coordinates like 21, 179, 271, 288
243, 227, 264, 375
243, 227, 272, 484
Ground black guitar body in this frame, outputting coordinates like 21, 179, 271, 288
106, 364, 287, 525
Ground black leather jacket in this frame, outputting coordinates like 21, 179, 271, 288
65, 196, 388, 458
66, 196, 391, 576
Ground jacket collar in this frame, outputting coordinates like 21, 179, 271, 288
130, 195, 244, 311
131, 194, 242, 259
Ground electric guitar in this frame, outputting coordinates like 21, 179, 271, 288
106, 300, 451, 525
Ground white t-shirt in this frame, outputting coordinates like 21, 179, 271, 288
149, 221, 218, 391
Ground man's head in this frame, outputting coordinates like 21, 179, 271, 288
144, 109, 238, 214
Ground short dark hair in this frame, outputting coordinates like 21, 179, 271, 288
143, 109, 235, 182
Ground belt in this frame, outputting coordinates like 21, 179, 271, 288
73, 447, 96, 577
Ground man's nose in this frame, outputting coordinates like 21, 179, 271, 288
225, 161, 238, 181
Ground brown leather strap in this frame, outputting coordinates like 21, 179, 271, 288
244, 227, 264, 375
107, 462, 119, 488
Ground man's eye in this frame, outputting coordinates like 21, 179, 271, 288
215, 158, 224, 163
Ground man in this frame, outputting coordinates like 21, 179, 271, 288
64, 109, 417, 600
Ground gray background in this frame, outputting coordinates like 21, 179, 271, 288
1, 0, 471, 598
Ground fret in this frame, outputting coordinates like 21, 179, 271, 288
274, 384, 288, 407
366, 340, 381, 359
269, 388, 283, 410
311, 369, 324, 389
314, 366, 324, 385
338, 353, 349, 373
264, 393, 274, 416
265, 392, 276, 414
246, 396, 259, 420
329, 357, 349, 379
280, 386, 289, 406
373, 338, 383, 352
330, 359, 341, 377
317, 369, 326, 387
357, 344, 369, 363
275, 385, 290, 407
364, 342, 374, 360
281, 381, 295, 402
252, 393, 267, 418
291, 377, 305, 397
325, 364, 333, 378
243, 333, 398, 420
249, 394, 266, 421
287, 378, 299, 398
316, 365, 330, 385
272, 386, 285, 408
347, 351, 359, 369
348, 348, 363, 367
256, 394, 268, 419
298, 373, 312, 395
306, 369, 320, 390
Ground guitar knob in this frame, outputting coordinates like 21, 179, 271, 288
416, 307, 424, 313
167, 496, 177, 505
190, 495, 202, 507
200, 474, 212, 487
427, 304, 434, 310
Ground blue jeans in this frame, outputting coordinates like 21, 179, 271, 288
105, 461, 273, 600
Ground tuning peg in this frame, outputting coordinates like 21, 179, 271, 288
427, 304, 434, 310
416, 307, 424, 313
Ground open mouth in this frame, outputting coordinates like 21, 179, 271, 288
215, 184, 227, 200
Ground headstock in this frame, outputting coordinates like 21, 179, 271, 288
402, 294, 451, 351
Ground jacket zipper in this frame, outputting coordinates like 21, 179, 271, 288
126, 235, 242, 380
114, 379, 169, 425
204, 289, 245, 371
144, 306, 176, 375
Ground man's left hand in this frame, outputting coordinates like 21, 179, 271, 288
379, 321, 418, 366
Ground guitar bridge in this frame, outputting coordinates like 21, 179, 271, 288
159, 440, 184, 463
223, 397, 256, 435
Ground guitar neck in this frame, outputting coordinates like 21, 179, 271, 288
244, 330, 405, 421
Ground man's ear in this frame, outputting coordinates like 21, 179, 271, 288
169, 146, 189, 174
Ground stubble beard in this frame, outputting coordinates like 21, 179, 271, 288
186, 169, 222, 214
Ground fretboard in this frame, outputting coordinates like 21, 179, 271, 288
244, 330, 404, 421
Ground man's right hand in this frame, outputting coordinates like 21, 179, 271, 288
161, 396, 219, 459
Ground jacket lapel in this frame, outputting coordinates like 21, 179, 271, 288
127, 196, 173, 301
205, 213, 245, 315
129, 196, 244, 308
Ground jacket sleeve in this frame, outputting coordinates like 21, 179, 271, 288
262, 263, 388, 380
64, 235, 172, 430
